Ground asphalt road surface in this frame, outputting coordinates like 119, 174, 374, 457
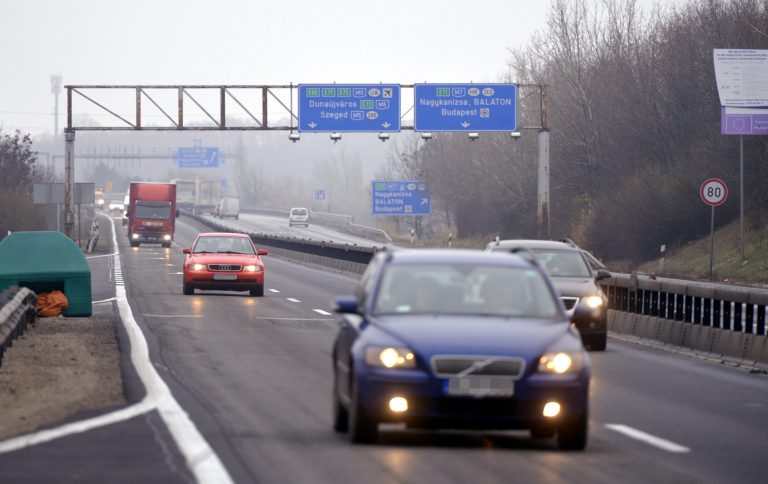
1, 215, 766, 483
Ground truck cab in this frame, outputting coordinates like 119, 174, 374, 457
128, 182, 178, 248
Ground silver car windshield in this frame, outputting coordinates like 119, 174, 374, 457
492, 248, 591, 278
373, 264, 560, 319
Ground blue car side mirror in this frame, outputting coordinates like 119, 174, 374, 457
333, 296, 359, 314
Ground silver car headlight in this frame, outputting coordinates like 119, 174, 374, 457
365, 346, 416, 369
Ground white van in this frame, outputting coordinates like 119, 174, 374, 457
216, 197, 240, 219
289, 207, 309, 227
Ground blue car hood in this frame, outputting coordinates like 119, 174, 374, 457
369, 315, 571, 358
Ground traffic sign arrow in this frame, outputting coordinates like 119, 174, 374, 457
308, 122, 318, 129
382, 122, 391, 129
421, 198, 429, 205
461, 121, 470, 128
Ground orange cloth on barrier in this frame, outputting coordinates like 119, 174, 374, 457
36, 290, 69, 317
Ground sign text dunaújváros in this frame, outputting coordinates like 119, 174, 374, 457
414, 84, 517, 132
298, 84, 401, 132
371, 181, 430, 216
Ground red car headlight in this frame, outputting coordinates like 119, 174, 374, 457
243, 264, 262, 272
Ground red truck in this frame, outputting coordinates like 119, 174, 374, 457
127, 182, 178, 248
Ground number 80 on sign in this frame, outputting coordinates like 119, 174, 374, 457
700, 178, 728, 206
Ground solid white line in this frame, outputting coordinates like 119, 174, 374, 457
605, 424, 691, 453
313, 309, 332, 316
0, 401, 154, 454
86, 252, 119, 259
0, 215, 234, 483
249, 316, 334, 321
108, 219, 233, 482
93, 297, 117, 304
143, 314, 205, 319
268, 289, 280, 293
286, 297, 301, 303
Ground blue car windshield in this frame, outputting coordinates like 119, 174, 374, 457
373, 264, 560, 319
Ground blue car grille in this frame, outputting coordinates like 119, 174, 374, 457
431, 356, 525, 378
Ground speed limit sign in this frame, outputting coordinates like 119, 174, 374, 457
700, 178, 728, 206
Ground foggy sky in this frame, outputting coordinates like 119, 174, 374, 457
0, 0, 678, 135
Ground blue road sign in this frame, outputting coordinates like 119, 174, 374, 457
315, 188, 327, 201
414, 83, 517, 132
299, 84, 401, 132
372, 180, 430, 215
176, 147, 220, 168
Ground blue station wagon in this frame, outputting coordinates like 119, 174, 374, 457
331, 249, 595, 449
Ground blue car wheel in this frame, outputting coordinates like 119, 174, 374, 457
349, 374, 378, 444
333, 369, 349, 433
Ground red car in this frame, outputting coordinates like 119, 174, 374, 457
182, 233, 268, 296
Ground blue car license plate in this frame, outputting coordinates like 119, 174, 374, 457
445, 376, 515, 397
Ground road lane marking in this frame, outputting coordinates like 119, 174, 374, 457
0, 214, 235, 482
86, 252, 119, 259
313, 309, 332, 316
286, 297, 301, 303
249, 316, 334, 321
268, 289, 280, 293
143, 314, 206, 318
93, 297, 117, 304
605, 424, 690, 453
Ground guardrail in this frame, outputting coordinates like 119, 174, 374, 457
0, 287, 37, 367
600, 275, 768, 365
239, 206, 393, 244
182, 211, 381, 273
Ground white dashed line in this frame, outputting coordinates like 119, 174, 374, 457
313, 309, 332, 316
143, 314, 206, 319
268, 289, 280, 293
286, 298, 301, 303
605, 424, 690, 453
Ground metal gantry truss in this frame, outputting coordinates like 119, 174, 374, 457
62, 83, 549, 239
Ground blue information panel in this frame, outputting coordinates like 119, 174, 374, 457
315, 188, 327, 201
372, 180, 430, 215
414, 83, 517, 132
299, 84, 401, 132
175, 147, 220, 168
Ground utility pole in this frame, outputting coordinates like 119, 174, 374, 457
50, 75, 62, 138
537, 84, 550, 240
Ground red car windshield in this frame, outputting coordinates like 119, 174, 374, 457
193, 236, 255, 255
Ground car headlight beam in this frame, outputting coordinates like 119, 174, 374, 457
191, 263, 205, 271
365, 346, 416, 369
243, 265, 261, 272
584, 295, 604, 308
538, 352, 582, 374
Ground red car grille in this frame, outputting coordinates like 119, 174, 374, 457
207, 264, 242, 271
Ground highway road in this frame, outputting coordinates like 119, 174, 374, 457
1, 214, 767, 483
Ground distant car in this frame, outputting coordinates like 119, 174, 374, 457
108, 200, 124, 215
289, 207, 309, 227
121, 194, 129, 226
216, 197, 240, 219
331, 249, 592, 449
486, 239, 611, 351
182, 233, 268, 296
96, 198, 105, 210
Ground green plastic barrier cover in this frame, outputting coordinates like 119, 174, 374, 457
0, 231, 92, 316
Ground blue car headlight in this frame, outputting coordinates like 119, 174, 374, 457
538, 352, 584, 375
365, 346, 416, 369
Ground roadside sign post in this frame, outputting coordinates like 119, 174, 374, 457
700, 178, 728, 280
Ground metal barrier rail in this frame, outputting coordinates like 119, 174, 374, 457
182, 211, 381, 265
0, 287, 37, 367
601, 275, 768, 336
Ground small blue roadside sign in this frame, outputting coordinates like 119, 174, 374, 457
176, 147, 220, 168
414, 83, 517, 132
315, 188, 327, 201
299, 84, 401, 132
372, 181, 430, 215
